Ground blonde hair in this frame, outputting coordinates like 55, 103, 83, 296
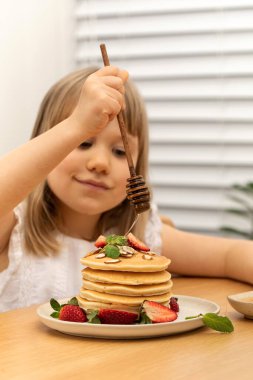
24, 67, 150, 255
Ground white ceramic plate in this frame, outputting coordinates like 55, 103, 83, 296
37, 295, 220, 339
228, 291, 253, 319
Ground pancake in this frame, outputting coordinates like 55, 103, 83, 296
80, 251, 170, 272
82, 267, 171, 285
77, 297, 141, 313
82, 279, 173, 296
80, 288, 172, 306
78, 233, 174, 317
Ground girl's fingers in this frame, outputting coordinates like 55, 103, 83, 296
95, 66, 129, 83
102, 77, 125, 97
108, 100, 122, 121
103, 87, 125, 114
102, 76, 126, 95
106, 87, 126, 110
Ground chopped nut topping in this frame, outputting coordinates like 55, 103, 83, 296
142, 254, 153, 260
120, 246, 136, 254
119, 250, 133, 256
95, 253, 106, 259
104, 259, 121, 264
146, 251, 156, 256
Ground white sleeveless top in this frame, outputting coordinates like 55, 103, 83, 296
0, 203, 162, 312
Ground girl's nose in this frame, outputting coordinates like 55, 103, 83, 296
86, 147, 111, 174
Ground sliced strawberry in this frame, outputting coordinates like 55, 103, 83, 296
94, 235, 107, 248
59, 305, 87, 323
98, 309, 138, 325
142, 300, 178, 323
127, 232, 150, 252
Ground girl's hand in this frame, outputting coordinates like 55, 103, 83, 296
70, 66, 129, 138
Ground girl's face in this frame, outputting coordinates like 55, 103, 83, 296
47, 118, 138, 221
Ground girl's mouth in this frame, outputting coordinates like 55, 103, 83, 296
75, 178, 109, 190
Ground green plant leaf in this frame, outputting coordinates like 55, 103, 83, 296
185, 313, 203, 320
106, 234, 127, 246
220, 227, 252, 238
228, 194, 253, 213
185, 313, 234, 333
223, 208, 249, 216
105, 244, 120, 258
245, 182, 253, 191
221, 180, 253, 240
233, 183, 253, 193
202, 313, 234, 333
50, 298, 61, 311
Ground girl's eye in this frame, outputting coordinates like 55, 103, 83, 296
113, 148, 126, 157
79, 141, 92, 149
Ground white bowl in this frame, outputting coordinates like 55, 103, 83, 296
227, 291, 253, 319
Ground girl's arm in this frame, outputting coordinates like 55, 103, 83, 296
161, 223, 253, 285
0, 66, 128, 218
0, 66, 128, 259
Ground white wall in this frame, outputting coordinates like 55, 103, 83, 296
0, 0, 75, 155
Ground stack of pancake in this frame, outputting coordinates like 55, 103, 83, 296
78, 247, 173, 313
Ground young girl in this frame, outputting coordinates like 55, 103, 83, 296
0, 66, 252, 312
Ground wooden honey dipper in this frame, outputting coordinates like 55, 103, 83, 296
100, 43, 150, 214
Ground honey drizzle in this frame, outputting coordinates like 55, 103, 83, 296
125, 214, 139, 236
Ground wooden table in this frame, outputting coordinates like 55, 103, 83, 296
1, 277, 253, 380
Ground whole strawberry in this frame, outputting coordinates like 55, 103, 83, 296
50, 297, 87, 323
59, 305, 87, 322
98, 309, 138, 325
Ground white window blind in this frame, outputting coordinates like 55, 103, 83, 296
74, 0, 253, 234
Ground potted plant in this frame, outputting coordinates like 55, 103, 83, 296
220, 181, 253, 239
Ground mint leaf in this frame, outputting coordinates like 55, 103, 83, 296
50, 298, 61, 311
105, 244, 120, 258
185, 313, 234, 333
202, 313, 234, 333
87, 310, 101, 324
67, 297, 79, 306
106, 234, 127, 246
185, 314, 203, 320
139, 311, 152, 324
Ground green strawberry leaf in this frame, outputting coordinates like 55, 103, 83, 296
139, 311, 152, 324
67, 297, 79, 306
106, 234, 127, 246
105, 244, 120, 259
50, 298, 61, 311
185, 313, 234, 333
87, 310, 101, 324
50, 311, 60, 318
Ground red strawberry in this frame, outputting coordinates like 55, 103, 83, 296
127, 233, 150, 252
59, 305, 87, 323
94, 235, 107, 248
142, 300, 178, 323
98, 309, 138, 325
169, 297, 179, 312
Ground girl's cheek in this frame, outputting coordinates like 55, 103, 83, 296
57, 153, 78, 172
